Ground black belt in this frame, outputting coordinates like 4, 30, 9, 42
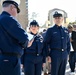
51, 48, 66, 51
0, 52, 21, 58
25, 52, 40, 56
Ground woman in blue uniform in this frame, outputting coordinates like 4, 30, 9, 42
23, 20, 45, 75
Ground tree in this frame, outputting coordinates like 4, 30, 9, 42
30, 12, 38, 20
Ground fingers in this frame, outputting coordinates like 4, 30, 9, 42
47, 56, 51, 63
42, 63, 46, 68
27, 39, 34, 47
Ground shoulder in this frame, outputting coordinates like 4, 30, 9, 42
46, 25, 54, 33
0, 14, 17, 23
42, 32, 46, 37
62, 27, 69, 34
72, 31, 76, 34
62, 27, 68, 30
72, 31, 76, 33
37, 34, 43, 39
0, 14, 21, 28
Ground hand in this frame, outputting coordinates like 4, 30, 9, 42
70, 38, 73, 42
42, 63, 46, 68
27, 39, 34, 47
47, 56, 51, 63
21, 64, 23, 69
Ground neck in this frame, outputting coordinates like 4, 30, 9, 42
30, 32, 37, 36
2, 8, 17, 18
56, 24, 62, 27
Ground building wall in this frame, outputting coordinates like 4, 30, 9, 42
17, 0, 28, 29
0, 0, 2, 13
0, 0, 28, 29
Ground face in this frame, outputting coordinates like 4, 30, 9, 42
29, 25, 39, 34
68, 28, 73, 33
10, 4, 18, 17
54, 17, 63, 26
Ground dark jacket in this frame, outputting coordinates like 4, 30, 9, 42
21, 33, 45, 64
71, 31, 76, 52
0, 11, 28, 56
43, 25, 70, 57
25, 34, 43, 54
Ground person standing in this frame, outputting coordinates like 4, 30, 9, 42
68, 25, 76, 75
0, 0, 32, 75
43, 11, 70, 75
23, 20, 45, 75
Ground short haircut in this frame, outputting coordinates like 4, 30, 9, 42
68, 25, 73, 29
2, 3, 11, 7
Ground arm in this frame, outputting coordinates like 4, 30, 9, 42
72, 31, 76, 42
42, 28, 52, 63
67, 33, 71, 54
0, 16, 28, 48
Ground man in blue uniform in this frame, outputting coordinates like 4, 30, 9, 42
0, 0, 32, 75
43, 11, 70, 75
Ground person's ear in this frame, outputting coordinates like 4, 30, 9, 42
10, 5, 13, 10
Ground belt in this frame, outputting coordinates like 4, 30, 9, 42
25, 52, 40, 56
0, 52, 21, 58
51, 48, 66, 51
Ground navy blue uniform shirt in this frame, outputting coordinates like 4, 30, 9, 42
43, 24, 70, 56
0, 11, 28, 56
21, 33, 45, 64
25, 33, 43, 55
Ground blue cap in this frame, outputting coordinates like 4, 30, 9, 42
53, 11, 63, 18
2, 0, 20, 13
30, 20, 39, 27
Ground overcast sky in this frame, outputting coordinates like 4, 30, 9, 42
16, 0, 76, 25
28, 0, 76, 25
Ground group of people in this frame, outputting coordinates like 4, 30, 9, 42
0, 0, 76, 75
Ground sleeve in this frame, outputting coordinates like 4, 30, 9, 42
42, 28, 52, 63
72, 31, 76, 42
21, 53, 25, 65
44, 28, 51, 43
67, 30, 71, 54
1, 16, 28, 48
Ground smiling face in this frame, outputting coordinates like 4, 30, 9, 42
29, 25, 39, 34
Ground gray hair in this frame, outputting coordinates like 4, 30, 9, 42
2, 3, 11, 7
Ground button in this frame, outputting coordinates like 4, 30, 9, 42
62, 37, 64, 39
62, 49, 64, 51
37, 54, 39, 56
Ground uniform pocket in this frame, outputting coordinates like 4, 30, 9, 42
0, 58, 14, 75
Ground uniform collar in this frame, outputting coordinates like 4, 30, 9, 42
55, 24, 62, 28
30, 32, 37, 36
1, 11, 11, 16
1, 11, 17, 20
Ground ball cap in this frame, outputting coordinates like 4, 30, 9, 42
53, 11, 63, 18
2, 0, 20, 13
